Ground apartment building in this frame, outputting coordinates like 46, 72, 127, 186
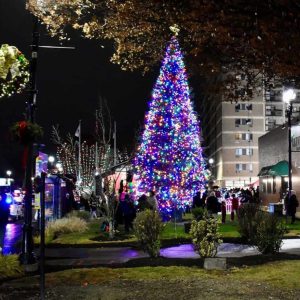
200, 86, 300, 189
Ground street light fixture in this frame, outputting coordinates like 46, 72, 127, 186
48, 156, 55, 163
6, 170, 12, 192
282, 88, 296, 210
208, 158, 214, 165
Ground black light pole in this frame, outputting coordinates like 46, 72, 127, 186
40, 171, 46, 300
288, 103, 292, 197
19, 9, 75, 268
20, 16, 39, 269
283, 88, 296, 212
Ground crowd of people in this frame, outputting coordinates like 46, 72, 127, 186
192, 187, 260, 223
113, 190, 158, 233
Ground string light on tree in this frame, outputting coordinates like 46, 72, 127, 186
134, 32, 207, 218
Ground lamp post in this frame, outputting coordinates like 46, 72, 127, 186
6, 170, 12, 193
208, 158, 215, 189
283, 88, 296, 208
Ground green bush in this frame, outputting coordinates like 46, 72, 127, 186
134, 209, 164, 258
46, 217, 88, 241
190, 213, 222, 258
237, 204, 260, 243
66, 210, 91, 221
0, 254, 24, 280
254, 211, 287, 254
191, 207, 205, 221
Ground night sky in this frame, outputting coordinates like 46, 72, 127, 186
0, 0, 203, 181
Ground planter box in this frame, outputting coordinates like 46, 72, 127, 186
204, 257, 227, 270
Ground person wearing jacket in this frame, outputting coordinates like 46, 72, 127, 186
285, 190, 299, 224
206, 191, 219, 217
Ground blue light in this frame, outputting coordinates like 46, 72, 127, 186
5, 193, 13, 204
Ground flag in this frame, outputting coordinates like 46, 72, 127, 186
75, 122, 81, 138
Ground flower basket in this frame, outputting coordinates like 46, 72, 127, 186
0, 44, 30, 99
10, 121, 43, 145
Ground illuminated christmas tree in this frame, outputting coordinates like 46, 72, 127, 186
134, 35, 207, 217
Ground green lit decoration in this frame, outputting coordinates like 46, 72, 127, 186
0, 44, 30, 99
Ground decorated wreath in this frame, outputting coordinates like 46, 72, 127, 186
0, 44, 30, 99
10, 121, 43, 145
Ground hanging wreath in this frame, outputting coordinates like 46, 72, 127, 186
0, 44, 30, 99
10, 121, 43, 145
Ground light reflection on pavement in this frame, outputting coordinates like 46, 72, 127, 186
2, 223, 22, 255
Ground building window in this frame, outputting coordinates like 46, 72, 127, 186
235, 119, 253, 127
235, 133, 253, 141
236, 163, 252, 172
235, 148, 253, 157
244, 133, 253, 141
235, 103, 253, 112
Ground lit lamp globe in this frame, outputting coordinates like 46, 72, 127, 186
208, 158, 214, 165
48, 156, 55, 163
6, 170, 12, 177
283, 89, 296, 104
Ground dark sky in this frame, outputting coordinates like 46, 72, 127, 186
0, 0, 203, 181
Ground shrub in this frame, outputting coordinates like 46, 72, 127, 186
134, 209, 164, 258
46, 217, 88, 241
237, 203, 260, 243
0, 254, 24, 280
67, 210, 91, 221
191, 207, 205, 221
190, 213, 222, 258
254, 211, 287, 254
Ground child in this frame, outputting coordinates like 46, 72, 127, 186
221, 201, 226, 224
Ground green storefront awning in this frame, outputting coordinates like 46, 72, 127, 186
257, 165, 272, 176
258, 160, 288, 177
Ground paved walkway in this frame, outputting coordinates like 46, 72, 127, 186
44, 239, 300, 267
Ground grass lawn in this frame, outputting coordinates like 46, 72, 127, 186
44, 214, 300, 245
2, 260, 300, 299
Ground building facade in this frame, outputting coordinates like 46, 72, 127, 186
258, 124, 300, 218
201, 86, 300, 189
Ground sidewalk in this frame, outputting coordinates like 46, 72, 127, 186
43, 239, 300, 268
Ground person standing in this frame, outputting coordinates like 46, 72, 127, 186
137, 194, 148, 211
122, 194, 136, 232
206, 191, 219, 217
231, 193, 239, 221
221, 201, 227, 224
192, 191, 204, 208
147, 190, 158, 211
285, 190, 299, 224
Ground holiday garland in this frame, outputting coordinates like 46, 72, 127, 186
10, 121, 43, 145
0, 44, 30, 99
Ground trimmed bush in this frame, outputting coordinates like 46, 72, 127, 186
191, 207, 205, 221
46, 217, 88, 241
0, 254, 24, 280
66, 210, 91, 221
190, 213, 222, 258
134, 209, 164, 258
237, 203, 260, 243
254, 211, 287, 254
